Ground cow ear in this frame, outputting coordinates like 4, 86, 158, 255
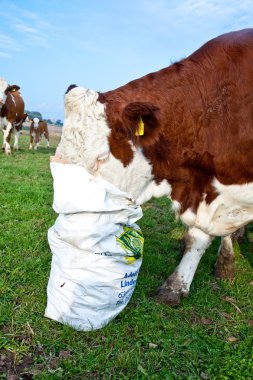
7, 85, 20, 92
65, 84, 77, 94
122, 101, 161, 146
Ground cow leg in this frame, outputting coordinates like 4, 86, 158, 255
2, 122, 13, 154
214, 235, 235, 280
214, 227, 245, 279
34, 134, 40, 150
155, 227, 212, 305
45, 137, 50, 148
44, 131, 50, 148
29, 134, 34, 149
13, 129, 21, 150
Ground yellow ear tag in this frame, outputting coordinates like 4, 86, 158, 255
135, 116, 144, 136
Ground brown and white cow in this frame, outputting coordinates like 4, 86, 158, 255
29, 117, 50, 150
0, 77, 26, 154
56, 29, 253, 304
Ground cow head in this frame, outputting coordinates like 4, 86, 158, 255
33, 117, 40, 129
5, 85, 21, 94
0, 81, 22, 106
57, 86, 111, 172
57, 85, 169, 202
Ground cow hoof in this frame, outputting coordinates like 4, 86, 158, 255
154, 287, 181, 305
214, 265, 235, 280
153, 272, 189, 306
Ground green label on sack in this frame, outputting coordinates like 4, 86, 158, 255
116, 226, 144, 264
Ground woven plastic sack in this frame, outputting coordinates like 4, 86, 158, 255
45, 160, 144, 331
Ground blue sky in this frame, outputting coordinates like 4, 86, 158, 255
1, 0, 253, 120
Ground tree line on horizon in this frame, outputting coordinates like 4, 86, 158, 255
25, 110, 63, 126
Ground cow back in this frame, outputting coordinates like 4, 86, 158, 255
99, 29, 253, 186
40, 120, 48, 133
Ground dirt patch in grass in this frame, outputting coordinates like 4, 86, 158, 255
0, 348, 72, 379
0, 349, 33, 379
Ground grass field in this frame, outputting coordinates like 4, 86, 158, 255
0, 133, 252, 379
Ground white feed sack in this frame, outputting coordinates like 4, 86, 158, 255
45, 159, 144, 331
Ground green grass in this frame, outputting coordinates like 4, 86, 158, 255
0, 134, 252, 379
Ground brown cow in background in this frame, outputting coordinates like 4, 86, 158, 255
0, 77, 26, 154
29, 117, 50, 150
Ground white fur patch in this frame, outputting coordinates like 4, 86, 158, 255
58, 87, 110, 173
98, 146, 171, 204
33, 117, 40, 128
10, 93, 16, 107
59, 86, 172, 203
2, 117, 12, 136
180, 178, 253, 236
174, 227, 211, 293
180, 208, 196, 226
13, 129, 21, 149
0, 77, 8, 105
171, 200, 181, 213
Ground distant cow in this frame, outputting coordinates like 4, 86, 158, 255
56, 29, 253, 304
29, 117, 50, 150
0, 77, 26, 154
